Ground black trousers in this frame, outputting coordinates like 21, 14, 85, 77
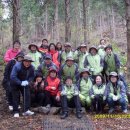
12, 85, 30, 113
31, 92, 45, 107
61, 95, 81, 113
44, 90, 61, 107
92, 95, 105, 113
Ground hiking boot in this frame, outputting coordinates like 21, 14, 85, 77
60, 112, 68, 119
108, 108, 114, 114
22, 110, 34, 116
123, 109, 127, 113
14, 113, 19, 118
76, 112, 82, 119
9, 106, 13, 111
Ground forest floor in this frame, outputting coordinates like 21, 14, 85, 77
0, 70, 130, 130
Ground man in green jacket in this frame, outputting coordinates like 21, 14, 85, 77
74, 44, 88, 71
84, 46, 103, 76
59, 57, 79, 84
60, 77, 82, 119
61, 42, 74, 65
28, 43, 42, 70
78, 68, 93, 110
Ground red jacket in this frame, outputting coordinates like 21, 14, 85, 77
47, 50, 60, 68
4, 48, 21, 63
45, 76, 61, 96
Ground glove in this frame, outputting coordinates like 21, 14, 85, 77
21, 81, 29, 86
113, 95, 118, 101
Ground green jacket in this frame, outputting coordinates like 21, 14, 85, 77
61, 51, 74, 65
61, 84, 79, 99
74, 51, 88, 71
28, 51, 42, 70
106, 81, 128, 101
60, 63, 79, 84
90, 84, 106, 99
104, 53, 120, 75
79, 78, 92, 97
98, 48, 106, 59
84, 54, 103, 75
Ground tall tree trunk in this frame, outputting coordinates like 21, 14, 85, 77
125, 0, 130, 84
12, 0, 21, 42
82, 0, 88, 43
45, 4, 48, 38
54, 0, 59, 43
65, 0, 71, 42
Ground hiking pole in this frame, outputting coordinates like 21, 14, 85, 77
24, 86, 26, 113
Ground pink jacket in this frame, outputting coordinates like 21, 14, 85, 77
4, 48, 20, 63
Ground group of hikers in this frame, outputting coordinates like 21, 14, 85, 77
2, 38, 128, 119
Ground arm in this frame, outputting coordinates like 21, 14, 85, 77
4, 49, 11, 63
10, 64, 22, 85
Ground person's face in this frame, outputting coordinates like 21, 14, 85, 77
64, 46, 71, 51
50, 71, 57, 78
66, 60, 74, 66
82, 72, 89, 78
57, 43, 62, 49
96, 76, 102, 85
13, 43, 21, 50
45, 58, 51, 64
106, 48, 112, 54
42, 40, 48, 46
50, 45, 55, 50
23, 61, 31, 68
100, 40, 106, 45
110, 76, 117, 83
36, 77, 42, 83
66, 79, 72, 86
30, 45, 37, 51
90, 48, 97, 55
80, 47, 87, 53
17, 57, 24, 62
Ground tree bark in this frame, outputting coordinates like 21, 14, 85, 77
82, 0, 88, 43
54, 0, 59, 43
65, 0, 71, 42
125, 0, 130, 84
12, 0, 21, 42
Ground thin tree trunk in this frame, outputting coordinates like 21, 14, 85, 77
45, 5, 48, 38
125, 0, 130, 84
65, 0, 71, 42
54, 0, 59, 43
82, 0, 88, 43
12, 0, 21, 42
111, 5, 116, 40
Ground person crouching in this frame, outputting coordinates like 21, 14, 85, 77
44, 67, 61, 113
30, 73, 45, 107
60, 77, 82, 119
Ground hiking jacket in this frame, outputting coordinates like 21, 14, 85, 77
44, 76, 61, 96
10, 62, 35, 86
4, 48, 20, 63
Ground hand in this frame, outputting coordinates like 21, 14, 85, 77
113, 95, 118, 101
51, 87, 56, 90
56, 96, 60, 101
34, 82, 38, 86
21, 81, 29, 86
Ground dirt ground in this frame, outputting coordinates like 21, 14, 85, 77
0, 73, 130, 130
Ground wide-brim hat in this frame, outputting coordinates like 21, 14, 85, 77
64, 42, 71, 47
22, 55, 34, 62
28, 43, 38, 50
80, 68, 90, 76
79, 44, 87, 48
89, 46, 98, 53
65, 56, 74, 62
109, 72, 118, 77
